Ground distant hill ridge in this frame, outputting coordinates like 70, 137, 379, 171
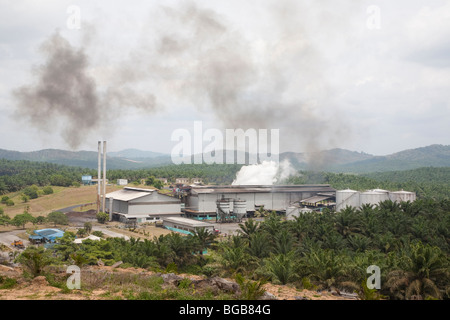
0, 144, 449, 173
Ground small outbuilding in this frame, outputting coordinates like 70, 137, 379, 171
73, 234, 101, 244
117, 179, 128, 186
163, 217, 216, 235
29, 228, 65, 243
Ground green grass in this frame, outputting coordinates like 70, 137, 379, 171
0, 276, 17, 289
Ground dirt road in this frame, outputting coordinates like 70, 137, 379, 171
91, 226, 130, 240
0, 230, 30, 250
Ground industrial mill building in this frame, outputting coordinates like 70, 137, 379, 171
184, 184, 336, 220
105, 187, 182, 223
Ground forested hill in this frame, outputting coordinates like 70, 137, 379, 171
1, 144, 449, 173
364, 167, 450, 185
0, 148, 171, 170
324, 144, 450, 173
1, 158, 449, 200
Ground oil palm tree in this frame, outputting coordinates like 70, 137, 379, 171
191, 227, 216, 255
247, 232, 271, 259
386, 242, 449, 299
238, 219, 260, 240
218, 241, 251, 274
264, 251, 297, 285
261, 212, 283, 238
334, 207, 362, 238
300, 248, 350, 290
273, 229, 295, 255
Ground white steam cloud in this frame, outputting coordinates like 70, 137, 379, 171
232, 159, 296, 185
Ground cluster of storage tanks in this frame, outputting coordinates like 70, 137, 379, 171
336, 188, 416, 212
216, 197, 247, 223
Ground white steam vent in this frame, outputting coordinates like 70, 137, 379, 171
232, 159, 296, 185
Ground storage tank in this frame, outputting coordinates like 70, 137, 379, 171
233, 199, 247, 221
389, 190, 417, 203
216, 197, 231, 222
359, 191, 389, 207
336, 189, 360, 212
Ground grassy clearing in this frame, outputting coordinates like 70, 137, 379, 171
1, 185, 123, 218
109, 224, 173, 239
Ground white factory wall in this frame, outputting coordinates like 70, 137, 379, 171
128, 203, 181, 215
112, 199, 129, 214
193, 191, 321, 213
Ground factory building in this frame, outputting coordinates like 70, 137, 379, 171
117, 179, 128, 186
105, 187, 182, 223
335, 188, 416, 212
184, 184, 336, 220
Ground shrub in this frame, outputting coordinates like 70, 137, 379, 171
235, 273, 267, 300
96, 212, 109, 224
16, 247, 53, 278
47, 211, 68, 226
23, 186, 39, 199
0, 276, 17, 289
92, 231, 104, 238
42, 186, 54, 195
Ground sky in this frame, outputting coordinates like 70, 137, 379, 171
0, 0, 449, 156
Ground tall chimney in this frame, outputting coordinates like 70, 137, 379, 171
102, 140, 107, 214
97, 141, 101, 213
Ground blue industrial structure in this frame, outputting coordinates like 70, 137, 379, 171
29, 228, 65, 244
82, 175, 93, 185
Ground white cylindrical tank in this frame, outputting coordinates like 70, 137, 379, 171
216, 198, 230, 214
336, 189, 360, 212
389, 190, 417, 203
233, 199, 247, 220
286, 206, 300, 220
359, 191, 389, 207
371, 188, 389, 193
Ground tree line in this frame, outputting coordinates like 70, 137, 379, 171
0, 159, 243, 194
1, 158, 449, 201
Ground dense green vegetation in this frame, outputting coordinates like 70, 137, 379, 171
1, 158, 450, 200
0, 159, 93, 193
3, 158, 448, 300
0, 159, 243, 194
12, 198, 449, 300
106, 164, 243, 185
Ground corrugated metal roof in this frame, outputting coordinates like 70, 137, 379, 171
34, 229, 64, 239
191, 185, 335, 194
300, 195, 333, 203
163, 217, 213, 228
105, 188, 153, 201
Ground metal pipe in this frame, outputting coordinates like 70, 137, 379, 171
109, 197, 113, 222
97, 141, 101, 213
102, 140, 107, 213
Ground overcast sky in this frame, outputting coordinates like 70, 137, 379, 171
0, 0, 449, 156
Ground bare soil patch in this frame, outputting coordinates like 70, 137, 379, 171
65, 210, 97, 226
